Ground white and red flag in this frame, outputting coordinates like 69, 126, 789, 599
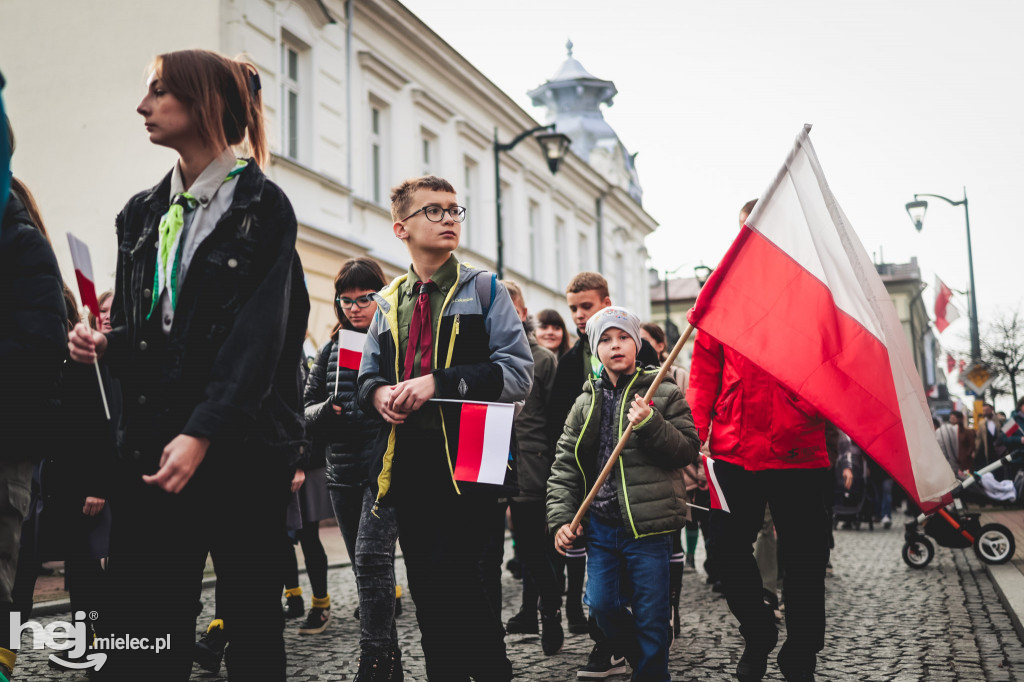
433, 400, 514, 485
688, 125, 957, 514
337, 330, 367, 371
66, 232, 100, 317
1002, 419, 1020, 438
933, 276, 961, 333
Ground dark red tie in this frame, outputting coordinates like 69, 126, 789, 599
404, 280, 435, 380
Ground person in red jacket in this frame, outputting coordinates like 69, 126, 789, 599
687, 325, 831, 682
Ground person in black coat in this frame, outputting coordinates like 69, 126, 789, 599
303, 257, 402, 674
67, 50, 308, 681
0, 166, 67, 678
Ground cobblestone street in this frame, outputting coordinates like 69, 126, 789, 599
11, 519, 1024, 681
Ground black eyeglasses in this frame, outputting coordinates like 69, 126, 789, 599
401, 205, 466, 223
337, 294, 375, 310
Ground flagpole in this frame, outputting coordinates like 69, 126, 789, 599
93, 360, 111, 420
570, 323, 696, 533
335, 328, 341, 397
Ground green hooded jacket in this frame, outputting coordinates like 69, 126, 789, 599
546, 367, 700, 538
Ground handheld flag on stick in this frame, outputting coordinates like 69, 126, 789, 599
1001, 418, 1020, 439
570, 324, 695, 533
66, 233, 100, 317
65, 233, 110, 420
335, 329, 366, 395
687, 125, 956, 514
431, 399, 515, 486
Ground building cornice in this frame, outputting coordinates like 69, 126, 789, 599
270, 153, 352, 197
357, 50, 410, 91
456, 119, 491, 151
412, 87, 455, 124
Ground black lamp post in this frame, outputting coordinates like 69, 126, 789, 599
905, 188, 980, 364
493, 124, 571, 279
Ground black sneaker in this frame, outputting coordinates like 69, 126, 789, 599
541, 609, 564, 656
577, 642, 629, 678
298, 607, 331, 635
195, 625, 227, 674
283, 594, 305, 619
566, 601, 588, 635
355, 654, 393, 682
506, 607, 539, 635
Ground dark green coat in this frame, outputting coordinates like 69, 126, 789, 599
546, 367, 700, 538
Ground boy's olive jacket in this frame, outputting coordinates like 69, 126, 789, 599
546, 367, 700, 539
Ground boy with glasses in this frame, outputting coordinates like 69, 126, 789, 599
358, 176, 533, 680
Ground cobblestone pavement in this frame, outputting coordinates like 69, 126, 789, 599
11, 520, 1024, 680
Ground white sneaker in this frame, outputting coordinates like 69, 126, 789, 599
882, 515, 892, 529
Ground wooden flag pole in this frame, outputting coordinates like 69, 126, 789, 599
569, 323, 696, 534
335, 328, 341, 397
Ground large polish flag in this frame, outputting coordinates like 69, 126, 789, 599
688, 125, 957, 513
437, 400, 515, 485
933, 276, 961, 333
66, 233, 100, 317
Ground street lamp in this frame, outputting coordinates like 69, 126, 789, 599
493, 124, 571, 279
904, 188, 980, 364
694, 265, 713, 287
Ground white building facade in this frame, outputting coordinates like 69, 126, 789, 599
2, 0, 656, 345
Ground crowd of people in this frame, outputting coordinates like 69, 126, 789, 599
2, 48, 1022, 682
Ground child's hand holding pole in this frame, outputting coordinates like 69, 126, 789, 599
627, 393, 652, 427
554, 523, 583, 555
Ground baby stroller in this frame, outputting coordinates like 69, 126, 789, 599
901, 452, 1018, 568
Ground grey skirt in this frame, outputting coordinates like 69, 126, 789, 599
286, 467, 334, 532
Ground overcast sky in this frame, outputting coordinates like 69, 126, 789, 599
402, 0, 1024, 366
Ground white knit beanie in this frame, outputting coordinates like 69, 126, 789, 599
586, 306, 642, 360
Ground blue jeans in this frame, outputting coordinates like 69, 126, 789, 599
585, 516, 672, 682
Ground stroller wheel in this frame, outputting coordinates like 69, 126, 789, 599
973, 523, 1016, 565
902, 537, 934, 568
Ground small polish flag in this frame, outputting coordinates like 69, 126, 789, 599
337, 330, 367, 371
1002, 419, 1020, 438
444, 400, 514, 485
702, 455, 730, 513
66, 233, 100, 317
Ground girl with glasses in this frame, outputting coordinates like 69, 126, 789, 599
303, 257, 406, 677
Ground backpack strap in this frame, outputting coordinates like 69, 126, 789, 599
475, 272, 498, 317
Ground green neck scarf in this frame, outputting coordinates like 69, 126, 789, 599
147, 159, 247, 319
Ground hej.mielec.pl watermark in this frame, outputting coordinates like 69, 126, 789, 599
10, 611, 171, 671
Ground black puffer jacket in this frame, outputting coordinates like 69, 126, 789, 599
305, 337, 381, 487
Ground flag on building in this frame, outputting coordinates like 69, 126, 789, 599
934, 276, 961, 333
66, 232, 100, 317
446, 400, 514, 485
337, 330, 367, 371
1002, 418, 1020, 438
687, 125, 957, 514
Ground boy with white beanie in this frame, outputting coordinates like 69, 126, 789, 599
547, 306, 700, 681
